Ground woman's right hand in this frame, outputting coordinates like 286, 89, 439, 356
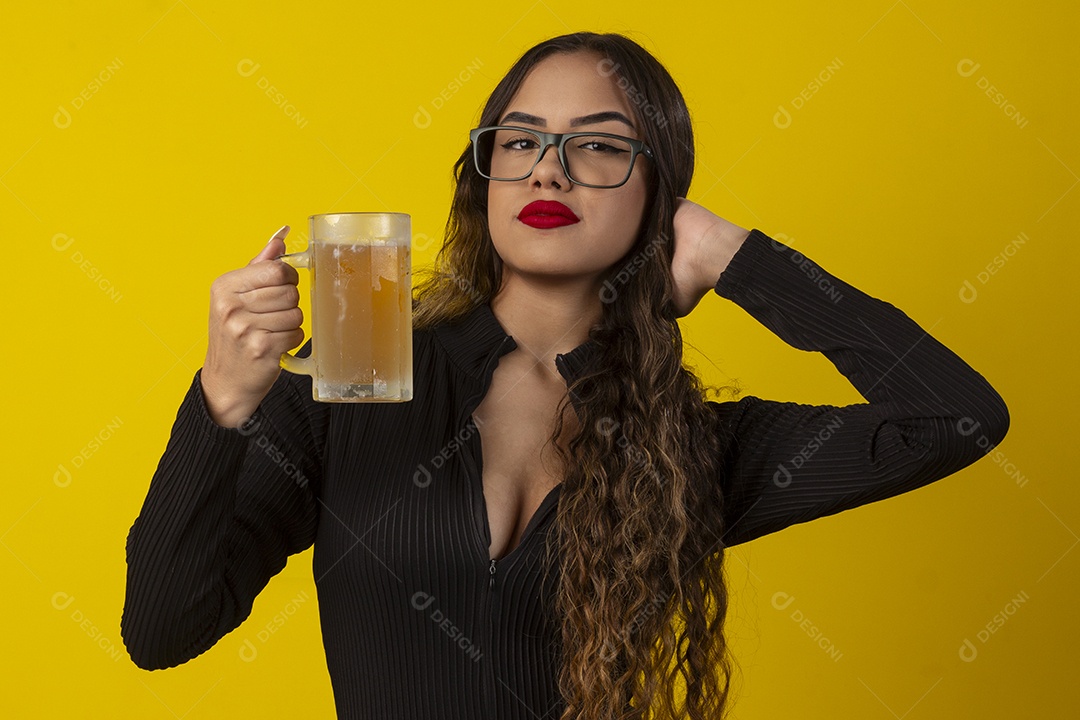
200, 225, 305, 428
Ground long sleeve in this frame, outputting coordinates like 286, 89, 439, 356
709, 229, 1010, 547
121, 340, 329, 670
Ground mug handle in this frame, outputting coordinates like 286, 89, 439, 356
276, 247, 314, 377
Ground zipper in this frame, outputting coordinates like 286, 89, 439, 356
464, 336, 513, 718
482, 557, 498, 719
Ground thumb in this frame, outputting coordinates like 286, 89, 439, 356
250, 224, 290, 265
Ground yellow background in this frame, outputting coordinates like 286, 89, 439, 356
3, 1, 1076, 717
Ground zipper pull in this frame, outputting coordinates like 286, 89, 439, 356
489, 558, 497, 589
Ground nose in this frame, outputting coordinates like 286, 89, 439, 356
531, 140, 571, 188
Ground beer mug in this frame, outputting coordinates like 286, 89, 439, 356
277, 212, 413, 402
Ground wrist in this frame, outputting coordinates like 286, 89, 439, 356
702, 223, 750, 291
199, 371, 260, 429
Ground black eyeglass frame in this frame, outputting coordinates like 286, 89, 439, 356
469, 125, 655, 189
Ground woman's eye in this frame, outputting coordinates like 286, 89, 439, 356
581, 141, 623, 154
502, 137, 538, 151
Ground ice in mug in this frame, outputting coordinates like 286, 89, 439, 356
310, 239, 413, 401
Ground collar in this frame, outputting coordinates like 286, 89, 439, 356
433, 303, 601, 385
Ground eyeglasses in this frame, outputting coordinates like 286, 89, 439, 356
469, 125, 654, 189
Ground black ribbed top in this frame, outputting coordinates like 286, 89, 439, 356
121, 228, 1009, 719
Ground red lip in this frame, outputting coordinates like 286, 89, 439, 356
518, 200, 579, 226
520, 214, 578, 228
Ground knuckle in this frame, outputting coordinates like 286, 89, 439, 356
270, 261, 290, 285
249, 333, 274, 360
212, 296, 233, 320
224, 314, 248, 340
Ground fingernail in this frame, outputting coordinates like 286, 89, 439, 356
268, 224, 289, 243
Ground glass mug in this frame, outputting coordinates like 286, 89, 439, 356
277, 212, 413, 402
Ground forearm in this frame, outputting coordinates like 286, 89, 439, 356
715, 229, 1008, 433
122, 373, 252, 669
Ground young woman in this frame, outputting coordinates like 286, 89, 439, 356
123, 31, 1009, 720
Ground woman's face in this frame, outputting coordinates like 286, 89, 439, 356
486, 51, 651, 289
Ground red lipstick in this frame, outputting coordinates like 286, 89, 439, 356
518, 200, 579, 229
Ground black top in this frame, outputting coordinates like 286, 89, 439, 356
121, 228, 1009, 719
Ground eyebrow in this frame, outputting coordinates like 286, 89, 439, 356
498, 110, 636, 131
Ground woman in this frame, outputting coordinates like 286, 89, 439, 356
122, 32, 1010, 720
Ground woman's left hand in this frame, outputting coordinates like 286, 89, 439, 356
669, 197, 751, 318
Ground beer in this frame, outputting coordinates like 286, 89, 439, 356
279, 212, 413, 403
310, 240, 412, 401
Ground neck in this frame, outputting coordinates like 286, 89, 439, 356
490, 272, 603, 380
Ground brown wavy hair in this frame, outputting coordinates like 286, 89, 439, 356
412, 31, 744, 720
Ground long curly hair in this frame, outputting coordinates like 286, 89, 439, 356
412, 31, 744, 720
